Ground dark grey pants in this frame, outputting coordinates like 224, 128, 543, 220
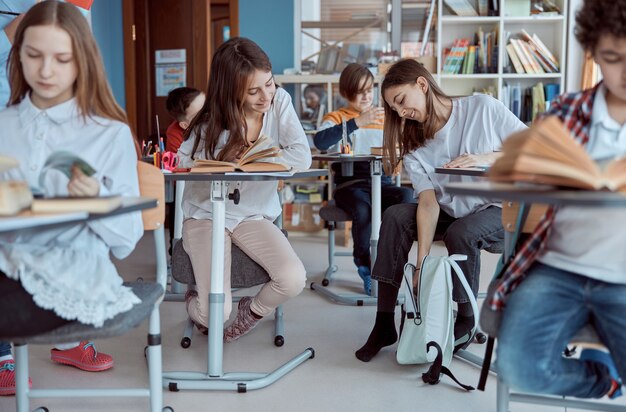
372, 203, 504, 303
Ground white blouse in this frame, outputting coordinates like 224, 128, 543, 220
178, 88, 312, 231
0, 95, 143, 327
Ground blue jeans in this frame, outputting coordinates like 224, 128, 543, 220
0, 341, 10, 357
498, 263, 626, 398
333, 179, 414, 268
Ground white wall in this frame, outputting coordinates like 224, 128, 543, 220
565, 0, 584, 92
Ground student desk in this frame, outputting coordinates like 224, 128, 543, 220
434, 166, 488, 177
310, 154, 382, 304
0, 197, 163, 412
0, 197, 157, 233
162, 169, 326, 392
446, 181, 626, 412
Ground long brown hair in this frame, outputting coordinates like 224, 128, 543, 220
381, 59, 449, 174
7, 0, 139, 157
186, 37, 273, 161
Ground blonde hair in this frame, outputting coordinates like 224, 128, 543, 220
7, 1, 138, 156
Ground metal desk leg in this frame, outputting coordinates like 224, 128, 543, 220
370, 158, 382, 297
163, 180, 314, 392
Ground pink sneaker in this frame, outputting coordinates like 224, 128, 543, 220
0, 359, 32, 396
223, 296, 261, 343
50, 341, 113, 372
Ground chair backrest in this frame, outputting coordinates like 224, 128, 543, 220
137, 162, 165, 231
501, 202, 548, 233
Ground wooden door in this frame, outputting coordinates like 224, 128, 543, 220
122, 0, 238, 143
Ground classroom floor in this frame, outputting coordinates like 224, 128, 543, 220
1, 230, 624, 412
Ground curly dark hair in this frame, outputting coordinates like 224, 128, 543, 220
575, 0, 626, 52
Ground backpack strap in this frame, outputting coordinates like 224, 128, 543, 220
422, 342, 475, 391
477, 336, 495, 391
447, 257, 479, 338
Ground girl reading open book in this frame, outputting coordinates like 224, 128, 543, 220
177, 37, 311, 342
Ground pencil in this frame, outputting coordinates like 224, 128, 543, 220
0, 10, 20, 16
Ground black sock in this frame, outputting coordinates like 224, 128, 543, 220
454, 313, 474, 341
355, 311, 398, 362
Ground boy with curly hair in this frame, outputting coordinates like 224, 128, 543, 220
496, 0, 626, 399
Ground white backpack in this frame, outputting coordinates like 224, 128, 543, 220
396, 254, 478, 390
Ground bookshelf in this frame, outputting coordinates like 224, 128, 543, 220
436, 0, 568, 122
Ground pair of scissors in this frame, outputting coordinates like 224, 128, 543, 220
161, 151, 179, 171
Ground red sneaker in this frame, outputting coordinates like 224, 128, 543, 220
0, 359, 32, 396
50, 341, 113, 372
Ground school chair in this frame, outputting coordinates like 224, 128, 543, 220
492, 202, 625, 412
8, 162, 171, 412
310, 162, 379, 306
170, 235, 286, 348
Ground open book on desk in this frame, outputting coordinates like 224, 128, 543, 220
488, 116, 626, 193
191, 134, 289, 173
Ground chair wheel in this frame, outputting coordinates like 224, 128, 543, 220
475, 332, 487, 344
163, 407, 174, 412
309, 282, 316, 290
321, 279, 329, 286
144, 345, 148, 358
274, 335, 284, 347
34, 408, 49, 412
181, 337, 191, 349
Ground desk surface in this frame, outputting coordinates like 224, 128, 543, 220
313, 154, 380, 162
0, 196, 157, 233
435, 166, 488, 177
446, 182, 626, 207
164, 169, 327, 182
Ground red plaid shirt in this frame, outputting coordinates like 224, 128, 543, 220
489, 83, 600, 311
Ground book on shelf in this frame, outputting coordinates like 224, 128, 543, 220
191, 134, 289, 173
520, 29, 559, 72
488, 116, 626, 193
505, 44, 525, 74
31, 195, 122, 214
509, 39, 535, 74
443, 0, 478, 16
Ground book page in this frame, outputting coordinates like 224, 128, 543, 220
605, 157, 626, 191
238, 134, 285, 167
239, 134, 275, 161
39, 151, 96, 189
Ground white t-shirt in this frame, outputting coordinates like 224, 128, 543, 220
403, 94, 526, 218
539, 85, 626, 284
178, 88, 312, 231
0, 95, 143, 327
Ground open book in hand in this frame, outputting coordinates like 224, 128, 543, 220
34, 151, 121, 213
488, 116, 626, 193
191, 134, 290, 173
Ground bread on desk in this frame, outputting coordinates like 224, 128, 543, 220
0, 181, 33, 216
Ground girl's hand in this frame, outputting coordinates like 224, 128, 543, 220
412, 265, 421, 289
444, 153, 494, 168
355, 107, 384, 128
68, 165, 100, 197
